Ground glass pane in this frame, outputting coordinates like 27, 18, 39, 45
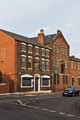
22, 77, 32, 86
42, 78, 49, 86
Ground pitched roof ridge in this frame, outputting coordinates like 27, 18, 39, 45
0, 29, 29, 39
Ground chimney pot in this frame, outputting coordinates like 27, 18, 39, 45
40, 29, 44, 33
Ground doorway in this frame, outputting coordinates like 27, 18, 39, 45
34, 74, 40, 92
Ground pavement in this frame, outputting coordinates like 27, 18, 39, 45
0, 91, 63, 97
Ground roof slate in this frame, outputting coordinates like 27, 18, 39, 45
70, 56, 80, 62
0, 29, 56, 48
30, 34, 56, 44
0, 29, 49, 48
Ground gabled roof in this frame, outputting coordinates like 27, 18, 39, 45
70, 56, 80, 62
0, 29, 69, 49
45, 30, 70, 47
30, 30, 69, 47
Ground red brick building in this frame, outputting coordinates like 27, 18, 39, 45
0, 29, 52, 93
31, 29, 80, 91
0, 29, 80, 93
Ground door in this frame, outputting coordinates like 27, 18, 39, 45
9, 80, 14, 93
35, 77, 39, 91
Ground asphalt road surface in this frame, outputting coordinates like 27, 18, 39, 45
0, 93, 80, 120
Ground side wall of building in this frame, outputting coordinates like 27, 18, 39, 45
0, 31, 17, 93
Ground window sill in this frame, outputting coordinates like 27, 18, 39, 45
41, 85, 50, 87
21, 86, 33, 88
0, 83, 6, 85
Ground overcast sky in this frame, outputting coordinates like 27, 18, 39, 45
0, 0, 80, 57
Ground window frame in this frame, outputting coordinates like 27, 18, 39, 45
21, 74, 33, 88
35, 46, 39, 55
28, 56, 33, 70
21, 43, 26, 52
28, 44, 33, 54
41, 75, 50, 87
21, 55, 26, 70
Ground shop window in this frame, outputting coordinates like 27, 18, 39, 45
21, 75, 33, 88
41, 75, 50, 87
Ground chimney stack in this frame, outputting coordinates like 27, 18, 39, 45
38, 29, 45, 45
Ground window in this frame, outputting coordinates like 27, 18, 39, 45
41, 59, 45, 71
41, 48, 45, 56
54, 74, 59, 85
53, 44, 59, 54
61, 45, 65, 55
46, 60, 49, 71
46, 49, 49, 57
72, 78, 74, 85
21, 75, 33, 88
28, 56, 32, 70
61, 61, 65, 73
78, 78, 80, 85
21, 55, 26, 70
28, 44, 33, 54
35, 46, 39, 55
41, 75, 50, 87
55, 47, 59, 54
34, 63, 39, 70
65, 75, 68, 84
21, 43, 26, 52
34, 57, 39, 71
63, 75, 65, 84
54, 59, 58, 67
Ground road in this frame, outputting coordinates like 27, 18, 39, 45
0, 93, 80, 120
